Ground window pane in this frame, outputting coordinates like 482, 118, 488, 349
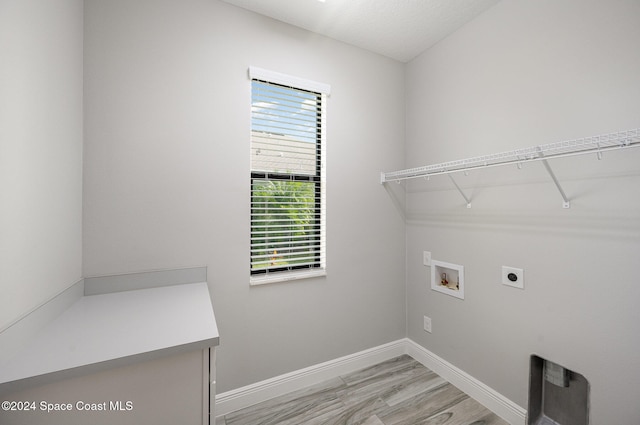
251, 81, 320, 176
250, 179, 320, 272
250, 76, 325, 278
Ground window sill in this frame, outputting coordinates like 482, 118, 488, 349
250, 269, 327, 286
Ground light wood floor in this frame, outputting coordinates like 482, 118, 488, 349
216, 355, 509, 425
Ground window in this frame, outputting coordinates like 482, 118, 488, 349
249, 67, 329, 284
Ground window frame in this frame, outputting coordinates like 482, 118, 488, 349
249, 67, 329, 285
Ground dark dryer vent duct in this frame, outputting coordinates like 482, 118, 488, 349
528, 355, 589, 425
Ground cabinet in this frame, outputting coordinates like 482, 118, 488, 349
0, 268, 219, 425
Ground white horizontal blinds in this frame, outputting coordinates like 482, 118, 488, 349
251, 81, 320, 175
250, 76, 326, 276
251, 178, 323, 270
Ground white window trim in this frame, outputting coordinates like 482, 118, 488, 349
249, 67, 329, 286
248, 66, 331, 95
250, 268, 327, 286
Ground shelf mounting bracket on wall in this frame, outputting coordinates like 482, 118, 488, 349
380, 128, 640, 208
537, 148, 570, 208
448, 174, 472, 208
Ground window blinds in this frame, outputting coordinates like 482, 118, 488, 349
250, 76, 326, 277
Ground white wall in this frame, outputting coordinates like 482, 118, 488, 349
0, 0, 84, 331
83, 0, 406, 393
405, 0, 640, 423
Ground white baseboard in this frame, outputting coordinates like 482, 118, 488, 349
405, 339, 527, 425
215, 339, 406, 416
215, 338, 527, 425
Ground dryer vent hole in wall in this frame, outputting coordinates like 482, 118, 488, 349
528, 355, 590, 425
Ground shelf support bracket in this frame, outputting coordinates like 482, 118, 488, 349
537, 149, 570, 209
448, 175, 472, 208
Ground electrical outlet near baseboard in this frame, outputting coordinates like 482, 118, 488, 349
423, 315, 432, 333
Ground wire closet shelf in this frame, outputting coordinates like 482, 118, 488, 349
380, 128, 640, 184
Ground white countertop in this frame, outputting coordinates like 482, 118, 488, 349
0, 281, 219, 394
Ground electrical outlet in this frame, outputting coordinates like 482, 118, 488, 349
423, 251, 431, 266
502, 266, 524, 289
423, 315, 432, 333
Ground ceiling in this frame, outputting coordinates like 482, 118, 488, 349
221, 0, 501, 62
